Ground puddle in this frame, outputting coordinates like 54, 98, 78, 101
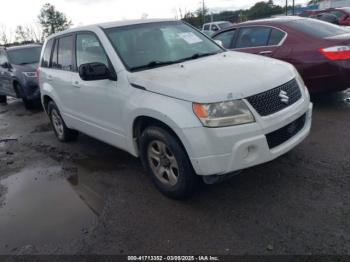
0, 166, 104, 252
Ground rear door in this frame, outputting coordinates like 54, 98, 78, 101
232, 26, 286, 58
0, 50, 13, 96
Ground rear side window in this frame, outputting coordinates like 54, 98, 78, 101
288, 19, 349, 38
0, 50, 7, 64
236, 27, 271, 48
214, 30, 236, 49
203, 25, 210, 30
268, 29, 286, 46
41, 39, 54, 67
56, 35, 74, 71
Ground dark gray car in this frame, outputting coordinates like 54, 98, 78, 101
0, 44, 42, 109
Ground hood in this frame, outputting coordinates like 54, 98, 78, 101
12, 63, 39, 72
128, 51, 296, 103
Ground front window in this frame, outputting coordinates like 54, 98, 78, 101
105, 21, 223, 71
7, 47, 42, 65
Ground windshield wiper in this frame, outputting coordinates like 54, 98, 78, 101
179, 51, 221, 62
130, 60, 176, 71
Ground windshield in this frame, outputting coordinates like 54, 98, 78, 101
7, 47, 42, 65
218, 22, 232, 29
288, 19, 350, 38
105, 21, 223, 71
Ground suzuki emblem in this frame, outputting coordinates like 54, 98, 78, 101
279, 90, 289, 104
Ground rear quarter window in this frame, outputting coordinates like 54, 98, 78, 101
288, 19, 349, 38
268, 29, 286, 45
41, 39, 54, 67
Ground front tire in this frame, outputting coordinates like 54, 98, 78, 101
139, 126, 199, 199
47, 101, 78, 142
0, 95, 7, 104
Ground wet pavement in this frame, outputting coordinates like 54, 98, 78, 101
0, 91, 349, 255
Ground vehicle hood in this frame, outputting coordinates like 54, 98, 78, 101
12, 63, 39, 72
128, 51, 296, 103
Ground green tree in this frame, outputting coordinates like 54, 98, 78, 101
38, 3, 72, 37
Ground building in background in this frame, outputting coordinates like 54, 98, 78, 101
318, 0, 350, 9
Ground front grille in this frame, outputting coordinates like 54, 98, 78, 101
266, 114, 306, 149
247, 79, 302, 116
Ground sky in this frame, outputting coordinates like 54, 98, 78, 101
0, 0, 307, 32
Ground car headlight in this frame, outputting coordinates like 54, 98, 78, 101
23, 72, 38, 78
193, 100, 255, 127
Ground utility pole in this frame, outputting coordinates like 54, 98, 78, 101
292, 0, 295, 15
202, 0, 205, 25
285, 0, 288, 16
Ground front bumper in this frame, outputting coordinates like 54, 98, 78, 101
184, 98, 313, 176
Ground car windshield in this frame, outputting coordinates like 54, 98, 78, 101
288, 19, 350, 38
218, 22, 232, 29
105, 21, 223, 71
7, 46, 42, 65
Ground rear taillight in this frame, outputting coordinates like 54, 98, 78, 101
320, 46, 350, 61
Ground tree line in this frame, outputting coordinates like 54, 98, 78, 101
180, 0, 299, 28
0, 3, 71, 46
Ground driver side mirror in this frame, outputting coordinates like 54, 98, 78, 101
78, 62, 116, 81
1, 62, 11, 69
214, 40, 224, 47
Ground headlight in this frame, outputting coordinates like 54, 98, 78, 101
193, 100, 255, 127
294, 68, 306, 89
23, 72, 38, 78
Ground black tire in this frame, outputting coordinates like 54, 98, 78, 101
47, 101, 79, 142
22, 97, 35, 110
139, 126, 199, 199
0, 95, 7, 104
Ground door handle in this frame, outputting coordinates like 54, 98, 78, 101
72, 80, 81, 88
259, 51, 273, 56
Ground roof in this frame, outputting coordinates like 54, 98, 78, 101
6, 44, 42, 51
48, 18, 177, 39
239, 16, 304, 25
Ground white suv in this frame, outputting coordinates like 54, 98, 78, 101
38, 19, 313, 198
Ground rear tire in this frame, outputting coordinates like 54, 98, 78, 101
139, 126, 199, 199
0, 95, 6, 104
47, 101, 78, 142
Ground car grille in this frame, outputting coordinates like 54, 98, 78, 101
246, 79, 302, 116
266, 114, 306, 149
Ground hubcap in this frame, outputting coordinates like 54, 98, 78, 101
147, 140, 179, 186
51, 109, 64, 139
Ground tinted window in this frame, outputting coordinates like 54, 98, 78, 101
0, 50, 7, 64
236, 27, 271, 48
218, 22, 232, 29
51, 40, 58, 68
211, 24, 219, 31
330, 11, 344, 18
268, 29, 286, 46
7, 47, 42, 65
41, 39, 54, 67
76, 33, 108, 68
288, 19, 349, 38
204, 25, 210, 30
106, 21, 222, 71
57, 35, 74, 71
214, 30, 236, 49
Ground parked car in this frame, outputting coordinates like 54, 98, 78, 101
312, 12, 339, 25
317, 7, 350, 26
39, 19, 312, 198
299, 10, 322, 17
213, 17, 350, 92
202, 21, 233, 36
0, 44, 42, 108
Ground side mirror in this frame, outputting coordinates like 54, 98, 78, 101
79, 62, 115, 81
214, 40, 223, 47
1, 62, 11, 69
